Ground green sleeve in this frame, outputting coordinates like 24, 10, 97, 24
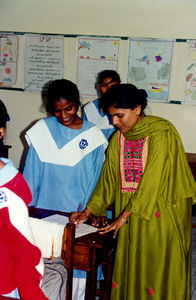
125, 131, 169, 221
87, 133, 119, 216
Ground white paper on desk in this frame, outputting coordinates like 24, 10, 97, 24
43, 214, 97, 238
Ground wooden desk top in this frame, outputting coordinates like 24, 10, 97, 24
75, 230, 114, 248
29, 207, 114, 248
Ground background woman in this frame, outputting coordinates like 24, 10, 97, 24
71, 84, 196, 300
83, 69, 121, 141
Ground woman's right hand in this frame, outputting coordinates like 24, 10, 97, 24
70, 208, 91, 226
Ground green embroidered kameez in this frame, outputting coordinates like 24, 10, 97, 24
87, 116, 196, 300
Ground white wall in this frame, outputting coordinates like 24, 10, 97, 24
0, 0, 196, 168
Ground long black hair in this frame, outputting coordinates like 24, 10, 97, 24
99, 84, 148, 115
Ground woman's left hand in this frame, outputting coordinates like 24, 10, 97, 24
97, 210, 131, 238
97, 216, 126, 238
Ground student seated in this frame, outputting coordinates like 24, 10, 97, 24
83, 69, 121, 141
23, 79, 108, 300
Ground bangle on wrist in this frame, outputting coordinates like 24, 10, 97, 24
119, 214, 126, 223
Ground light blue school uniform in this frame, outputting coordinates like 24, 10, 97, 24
83, 99, 116, 141
23, 117, 107, 213
0, 158, 18, 186
23, 116, 107, 279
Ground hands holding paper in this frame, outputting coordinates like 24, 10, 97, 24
70, 207, 92, 226
70, 207, 108, 228
70, 207, 131, 238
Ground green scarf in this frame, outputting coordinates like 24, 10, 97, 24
124, 115, 178, 140
124, 115, 196, 205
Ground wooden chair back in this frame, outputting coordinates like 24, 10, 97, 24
62, 223, 75, 300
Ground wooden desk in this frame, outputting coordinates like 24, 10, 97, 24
29, 208, 115, 300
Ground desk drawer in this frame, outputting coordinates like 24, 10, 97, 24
73, 244, 94, 272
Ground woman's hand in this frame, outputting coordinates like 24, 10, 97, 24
97, 210, 131, 238
69, 208, 91, 226
90, 215, 108, 227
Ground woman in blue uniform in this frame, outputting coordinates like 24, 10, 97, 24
23, 79, 108, 300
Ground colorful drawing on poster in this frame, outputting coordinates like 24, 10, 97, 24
137, 55, 149, 65
184, 41, 196, 104
78, 40, 91, 50
155, 54, 163, 62
77, 37, 120, 97
151, 86, 163, 93
0, 34, 18, 87
127, 39, 174, 102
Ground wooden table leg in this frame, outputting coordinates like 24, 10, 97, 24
85, 247, 97, 300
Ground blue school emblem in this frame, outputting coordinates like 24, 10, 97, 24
79, 139, 88, 149
0, 190, 7, 203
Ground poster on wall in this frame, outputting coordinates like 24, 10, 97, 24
0, 33, 18, 87
184, 40, 196, 105
24, 34, 64, 92
76, 36, 120, 98
127, 38, 174, 102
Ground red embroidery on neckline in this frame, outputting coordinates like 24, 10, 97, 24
119, 133, 148, 193
112, 281, 117, 289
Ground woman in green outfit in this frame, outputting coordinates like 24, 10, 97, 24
70, 84, 196, 300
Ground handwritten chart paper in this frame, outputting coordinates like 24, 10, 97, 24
184, 40, 196, 105
0, 34, 18, 87
77, 37, 120, 98
24, 34, 64, 92
128, 39, 174, 102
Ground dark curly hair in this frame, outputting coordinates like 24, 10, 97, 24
44, 79, 80, 114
